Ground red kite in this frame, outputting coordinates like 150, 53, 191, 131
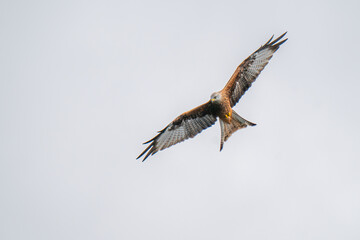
137, 32, 287, 161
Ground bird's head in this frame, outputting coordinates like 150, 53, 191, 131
210, 92, 222, 104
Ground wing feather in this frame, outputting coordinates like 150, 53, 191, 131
137, 101, 217, 161
223, 32, 287, 107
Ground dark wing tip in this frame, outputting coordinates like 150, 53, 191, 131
262, 32, 288, 53
137, 143, 158, 162
136, 143, 152, 160
254, 32, 288, 54
276, 38, 288, 46
266, 32, 288, 47
137, 143, 157, 162
137, 127, 166, 161
264, 34, 274, 45
137, 126, 168, 160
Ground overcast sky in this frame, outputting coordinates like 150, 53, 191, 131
1, 0, 360, 239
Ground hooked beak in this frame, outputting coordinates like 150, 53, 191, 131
211, 98, 214, 102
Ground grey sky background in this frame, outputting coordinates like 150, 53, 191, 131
1, 0, 360, 239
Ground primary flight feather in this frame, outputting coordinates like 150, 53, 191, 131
137, 32, 288, 161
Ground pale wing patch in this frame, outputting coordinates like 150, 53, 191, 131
137, 113, 217, 161
228, 32, 287, 107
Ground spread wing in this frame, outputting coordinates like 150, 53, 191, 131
223, 32, 288, 107
137, 101, 217, 161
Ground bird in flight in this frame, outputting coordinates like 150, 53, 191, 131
137, 32, 287, 161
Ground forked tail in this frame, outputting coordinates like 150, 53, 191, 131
219, 110, 256, 151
